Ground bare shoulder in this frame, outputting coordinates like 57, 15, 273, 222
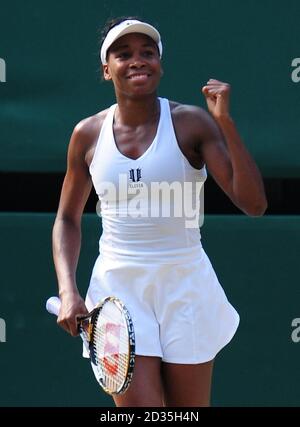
72, 109, 109, 148
169, 101, 208, 120
169, 100, 217, 142
69, 108, 110, 166
169, 101, 215, 134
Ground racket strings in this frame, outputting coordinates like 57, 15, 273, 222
92, 301, 129, 393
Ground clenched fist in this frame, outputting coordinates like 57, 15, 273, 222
202, 79, 231, 121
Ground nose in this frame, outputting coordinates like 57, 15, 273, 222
129, 54, 146, 69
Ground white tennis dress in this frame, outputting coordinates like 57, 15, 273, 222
85, 97, 239, 363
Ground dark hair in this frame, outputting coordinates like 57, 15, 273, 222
98, 16, 141, 63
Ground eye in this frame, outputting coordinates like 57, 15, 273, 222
143, 50, 155, 57
116, 52, 131, 60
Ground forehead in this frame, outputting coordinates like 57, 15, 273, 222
109, 33, 157, 51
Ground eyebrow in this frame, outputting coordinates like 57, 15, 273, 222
111, 43, 156, 52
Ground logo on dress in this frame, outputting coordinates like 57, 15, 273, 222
129, 168, 144, 189
129, 168, 142, 182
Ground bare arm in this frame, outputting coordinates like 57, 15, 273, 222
199, 79, 267, 216
52, 122, 93, 335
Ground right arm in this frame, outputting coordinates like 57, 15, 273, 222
52, 121, 93, 336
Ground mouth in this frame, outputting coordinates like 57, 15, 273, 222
127, 73, 150, 81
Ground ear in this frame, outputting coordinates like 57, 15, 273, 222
103, 64, 112, 81
160, 66, 164, 77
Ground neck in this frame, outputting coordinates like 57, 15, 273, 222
114, 94, 160, 127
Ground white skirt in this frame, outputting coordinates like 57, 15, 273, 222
85, 248, 240, 363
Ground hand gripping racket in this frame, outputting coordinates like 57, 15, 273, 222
46, 296, 135, 395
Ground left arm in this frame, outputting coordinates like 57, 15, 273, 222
200, 79, 267, 216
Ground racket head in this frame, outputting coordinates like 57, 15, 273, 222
89, 296, 135, 395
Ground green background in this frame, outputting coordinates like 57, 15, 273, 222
0, 0, 299, 175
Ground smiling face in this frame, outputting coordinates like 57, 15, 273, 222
103, 33, 163, 99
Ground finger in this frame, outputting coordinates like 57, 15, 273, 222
206, 81, 230, 88
204, 87, 229, 97
68, 319, 80, 337
207, 78, 225, 84
202, 86, 218, 93
203, 87, 222, 96
57, 317, 72, 334
203, 87, 221, 94
205, 85, 230, 93
203, 84, 225, 90
205, 83, 224, 87
57, 315, 79, 336
208, 90, 224, 99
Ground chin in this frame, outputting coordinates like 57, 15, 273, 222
126, 85, 158, 98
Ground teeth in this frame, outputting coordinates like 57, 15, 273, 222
129, 74, 148, 79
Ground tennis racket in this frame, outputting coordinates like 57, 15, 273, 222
46, 295, 135, 395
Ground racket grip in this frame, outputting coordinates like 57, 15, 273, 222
46, 296, 61, 316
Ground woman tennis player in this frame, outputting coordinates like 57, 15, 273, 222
52, 16, 267, 407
